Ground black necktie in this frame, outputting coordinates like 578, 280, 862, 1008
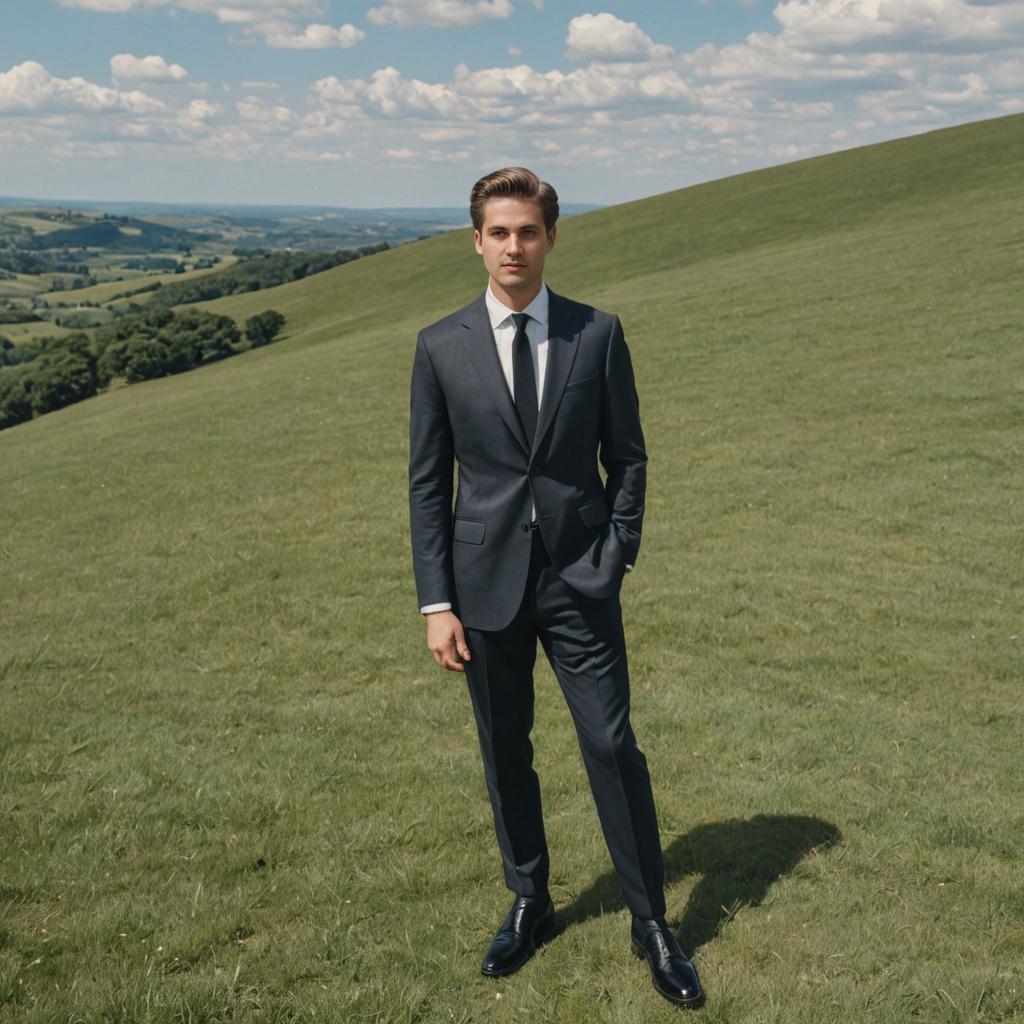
510, 312, 538, 445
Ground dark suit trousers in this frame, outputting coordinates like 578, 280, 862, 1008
462, 525, 666, 920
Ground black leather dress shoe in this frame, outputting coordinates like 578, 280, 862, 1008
631, 916, 705, 1009
481, 893, 556, 977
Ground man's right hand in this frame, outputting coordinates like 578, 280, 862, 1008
425, 610, 472, 672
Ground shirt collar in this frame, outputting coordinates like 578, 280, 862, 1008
485, 281, 549, 332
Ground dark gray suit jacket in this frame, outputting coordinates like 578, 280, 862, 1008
409, 287, 647, 632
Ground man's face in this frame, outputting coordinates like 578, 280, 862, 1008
474, 197, 556, 298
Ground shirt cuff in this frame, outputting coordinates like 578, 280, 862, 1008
420, 602, 453, 614
624, 564, 633, 572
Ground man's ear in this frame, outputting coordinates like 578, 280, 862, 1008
546, 225, 557, 252
473, 229, 483, 255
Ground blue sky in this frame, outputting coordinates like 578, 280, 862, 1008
1, 0, 1022, 207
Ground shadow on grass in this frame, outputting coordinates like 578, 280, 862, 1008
557, 814, 840, 952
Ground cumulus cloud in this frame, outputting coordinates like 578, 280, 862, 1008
263, 22, 365, 48
62, 0, 367, 50
0, 60, 167, 114
773, 0, 1024, 53
236, 96, 297, 128
565, 12, 673, 61
110, 52, 189, 82
58, 0, 321, 18
309, 60, 698, 124
314, 67, 465, 117
183, 98, 222, 119
57, 0, 151, 8
366, 0, 513, 28
176, 98, 223, 130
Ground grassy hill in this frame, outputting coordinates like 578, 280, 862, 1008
2, 112, 1022, 1023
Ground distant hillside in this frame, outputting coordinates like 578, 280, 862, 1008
25, 216, 194, 252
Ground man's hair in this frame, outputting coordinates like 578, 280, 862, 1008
470, 167, 560, 233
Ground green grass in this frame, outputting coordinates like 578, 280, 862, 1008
2, 112, 1023, 1023
0, 213, 66, 235
0, 273, 50, 300
0, 320, 83, 345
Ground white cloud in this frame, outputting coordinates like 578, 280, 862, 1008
58, 0, 321, 19
176, 98, 223, 130
184, 98, 222, 119
263, 22, 365, 48
0, 60, 167, 114
236, 96, 297, 128
773, 0, 1024, 53
565, 12, 673, 61
920, 70, 987, 103
110, 53, 189, 82
452, 62, 697, 108
60, 0, 351, 50
57, 0, 150, 8
309, 61, 700, 126
314, 67, 465, 118
366, 0, 513, 28
418, 126, 468, 140
281, 147, 350, 161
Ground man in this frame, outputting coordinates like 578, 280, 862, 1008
408, 167, 703, 1010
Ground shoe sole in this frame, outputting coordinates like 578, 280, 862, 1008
481, 909, 556, 978
631, 939, 706, 1009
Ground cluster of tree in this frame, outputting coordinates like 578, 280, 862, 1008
47, 275, 97, 292
0, 246, 95, 275
0, 306, 285, 431
0, 308, 41, 324
0, 249, 52, 275
122, 256, 183, 272
244, 310, 285, 347
151, 242, 389, 307
53, 309, 112, 329
0, 334, 98, 428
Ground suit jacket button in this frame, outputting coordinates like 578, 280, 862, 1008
521, 523, 529, 531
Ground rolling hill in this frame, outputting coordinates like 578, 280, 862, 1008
1, 113, 1021, 1023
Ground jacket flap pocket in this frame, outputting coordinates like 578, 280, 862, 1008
564, 374, 598, 393
452, 518, 486, 544
578, 499, 609, 528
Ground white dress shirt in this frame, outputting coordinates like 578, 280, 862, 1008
486, 281, 550, 529
421, 282, 629, 616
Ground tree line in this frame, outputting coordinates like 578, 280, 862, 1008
148, 243, 389, 307
0, 308, 284, 431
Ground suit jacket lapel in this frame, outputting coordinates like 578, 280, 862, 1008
532, 288, 582, 460
459, 292, 530, 456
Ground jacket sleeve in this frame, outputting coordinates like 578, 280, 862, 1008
408, 331, 455, 610
599, 315, 647, 568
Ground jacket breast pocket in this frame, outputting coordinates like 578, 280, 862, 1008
578, 499, 609, 529
452, 518, 486, 544
564, 374, 598, 394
